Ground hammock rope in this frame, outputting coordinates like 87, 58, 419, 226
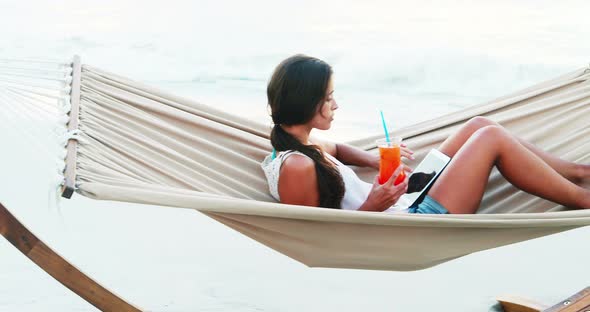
0, 57, 75, 192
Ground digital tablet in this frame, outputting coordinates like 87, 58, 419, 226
402, 149, 451, 207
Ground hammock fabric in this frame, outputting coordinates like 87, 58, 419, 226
72, 64, 590, 271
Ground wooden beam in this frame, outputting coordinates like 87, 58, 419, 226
61, 55, 81, 198
0, 202, 142, 312
544, 287, 590, 312
496, 295, 548, 312
497, 287, 590, 312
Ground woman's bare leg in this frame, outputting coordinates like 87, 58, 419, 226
438, 116, 589, 183
428, 125, 590, 214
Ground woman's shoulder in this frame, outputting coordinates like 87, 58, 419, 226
260, 150, 314, 179
278, 152, 319, 206
279, 152, 317, 191
280, 152, 315, 176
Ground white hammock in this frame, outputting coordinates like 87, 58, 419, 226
4, 56, 590, 271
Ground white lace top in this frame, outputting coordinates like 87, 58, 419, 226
260, 150, 411, 213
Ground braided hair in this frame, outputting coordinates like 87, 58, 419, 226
267, 55, 345, 208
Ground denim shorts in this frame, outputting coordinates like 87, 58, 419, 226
408, 195, 449, 214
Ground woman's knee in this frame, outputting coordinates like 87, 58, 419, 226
472, 125, 508, 146
465, 116, 496, 132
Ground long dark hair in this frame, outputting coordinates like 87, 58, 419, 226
267, 54, 345, 208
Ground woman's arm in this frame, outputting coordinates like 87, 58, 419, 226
335, 143, 380, 169
312, 138, 378, 168
314, 138, 414, 170
337, 142, 416, 166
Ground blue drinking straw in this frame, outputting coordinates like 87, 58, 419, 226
380, 110, 391, 143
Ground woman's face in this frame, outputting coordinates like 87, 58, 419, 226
309, 77, 338, 130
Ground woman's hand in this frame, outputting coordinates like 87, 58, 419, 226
400, 143, 414, 174
358, 166, 409, 212
400, 143, 414, 161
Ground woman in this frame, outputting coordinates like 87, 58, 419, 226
261, 54, 590, 214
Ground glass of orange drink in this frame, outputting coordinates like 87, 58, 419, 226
376, 138, 405, 185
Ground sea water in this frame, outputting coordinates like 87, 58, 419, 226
0, 1, 589, 311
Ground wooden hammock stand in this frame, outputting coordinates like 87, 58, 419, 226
0, 203, 141, 311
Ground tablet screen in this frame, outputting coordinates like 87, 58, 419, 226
401, 149, 451, 207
